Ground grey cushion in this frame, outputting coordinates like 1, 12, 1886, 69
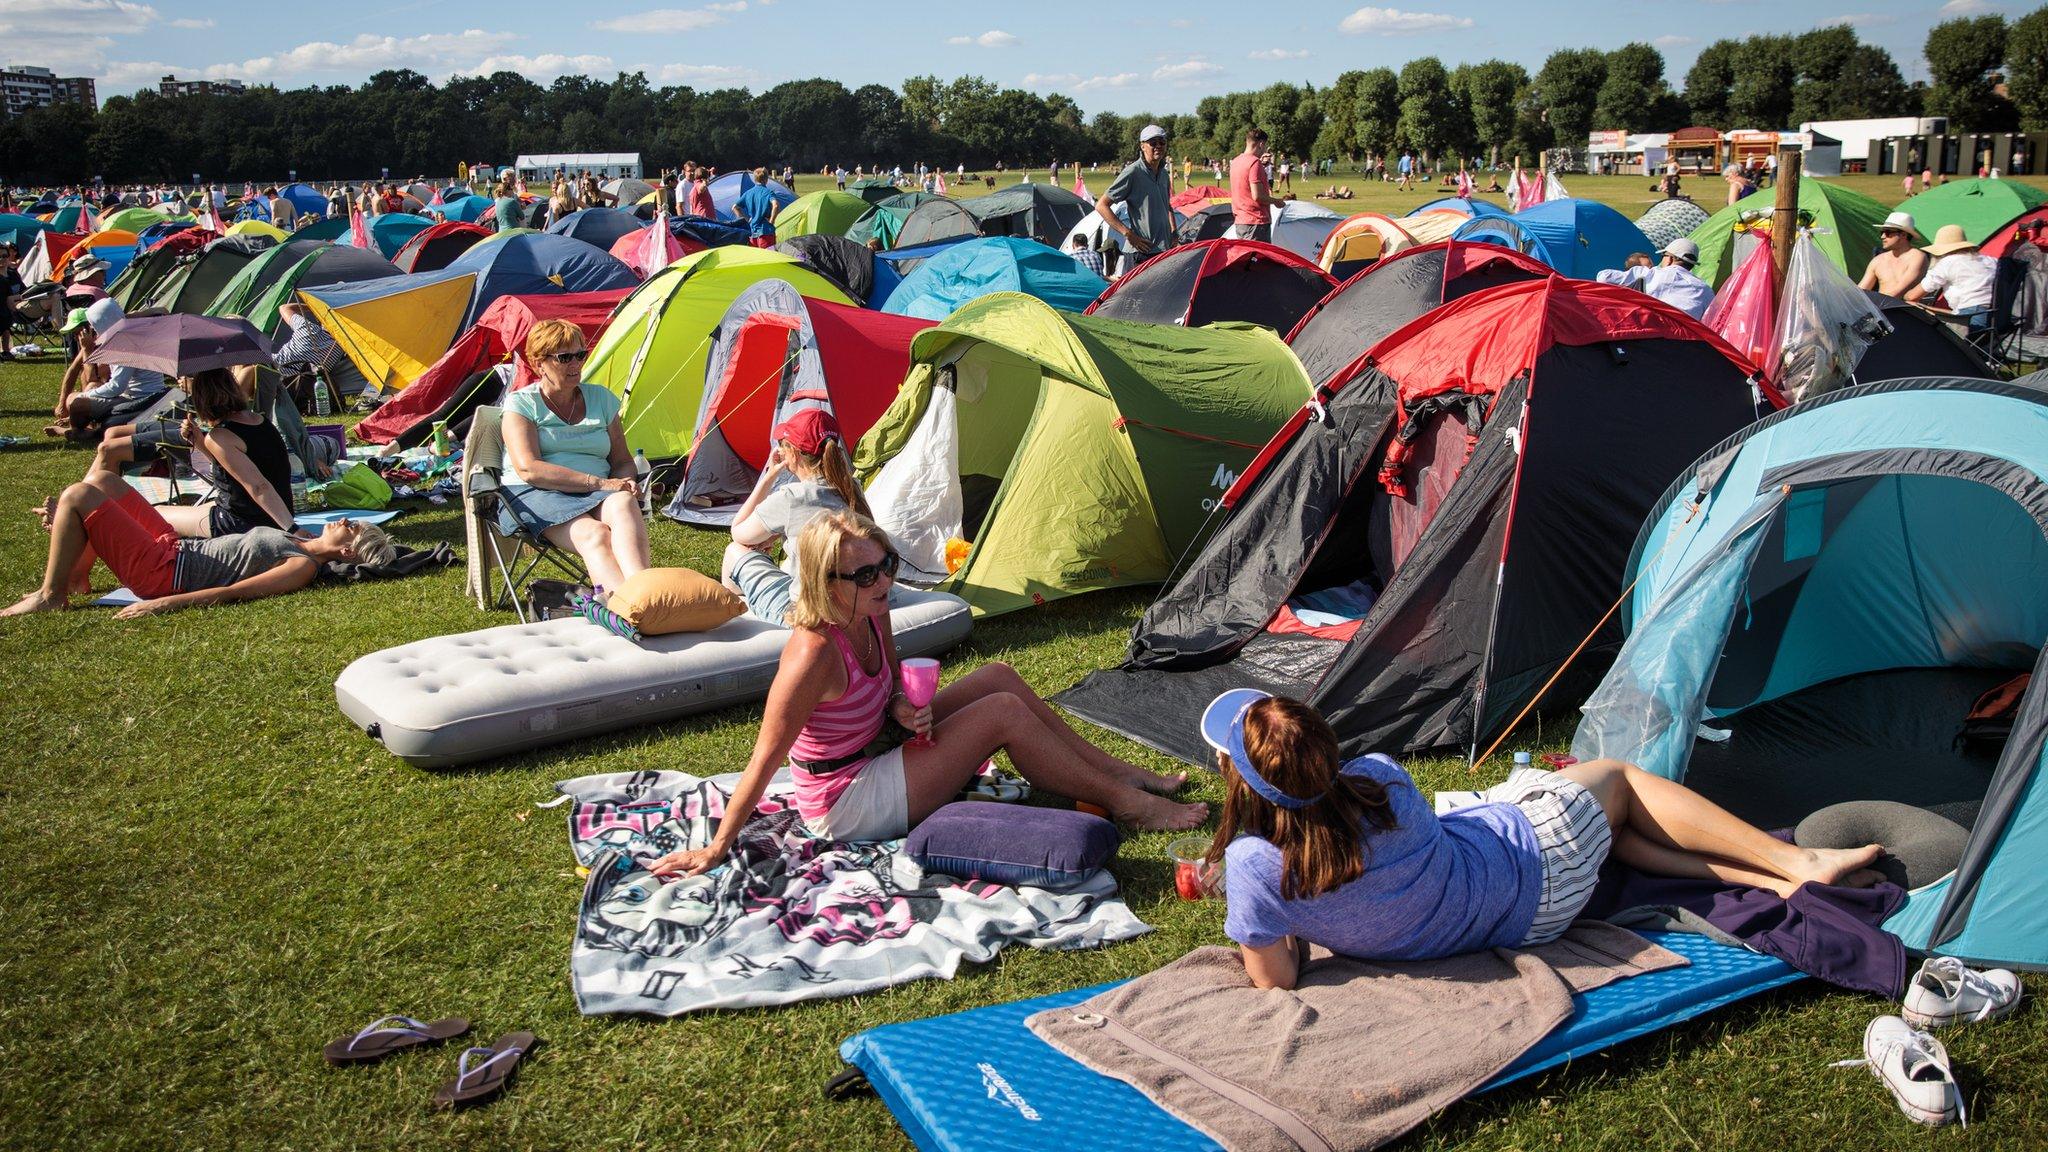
1793, 801, 1970, 890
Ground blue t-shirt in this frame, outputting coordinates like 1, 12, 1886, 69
503, 383, 622, 486
735, 185, 778, 237
1223, 754, 1542, 961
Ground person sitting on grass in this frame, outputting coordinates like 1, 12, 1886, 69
649, 512, 1205, 873
1200, 692, 1884, 990
497, 318, 650, 594
719, 409, 868, 625
3, 473, 395, 619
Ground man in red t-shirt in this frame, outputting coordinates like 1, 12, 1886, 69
1229, 128, 1280, 244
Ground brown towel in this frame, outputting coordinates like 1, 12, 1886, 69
1026, 922, 1686, 1152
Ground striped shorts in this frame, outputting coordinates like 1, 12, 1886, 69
1483, 767, 1613, 947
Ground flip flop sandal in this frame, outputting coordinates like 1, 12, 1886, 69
323, 1015, 471, 1065
962, 779, 1030, 803
430, 1031, 538, 1110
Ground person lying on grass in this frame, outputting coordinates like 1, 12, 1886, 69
3, 471, 396, 619
497, 318, 651, 594
1200, 692, 1885, 991
649, 511, 1204, 876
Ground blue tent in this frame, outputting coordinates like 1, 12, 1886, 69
1499, 196, 1654, 278
0, 213, 54, 249
1573, 376, 2048, 969
880, 237, 1105, 320
442, 232, 637, 325
135, 220, 196, 250
278, 182, 329, 219
367, 213, 433, 260
673, 215, 749, 249
297, 217, 351, 242
1410, 196, 1512, 219
432, 195, 492, 224
708, 173, 795, 223
547, 207, 642, 250
235, 198, 273, 223
870, 237, 970, 310
93, 245, 139, 282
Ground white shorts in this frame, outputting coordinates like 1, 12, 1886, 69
1483, 767, 1613, 946
805, 746, 910, 842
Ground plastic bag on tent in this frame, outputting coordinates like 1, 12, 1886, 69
1772, 231, 1892, 404
1702, 239, 1777, 372
1541, 171, 1569, 202
864, 377, 962, 581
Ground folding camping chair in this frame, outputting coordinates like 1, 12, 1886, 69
461, 404, 587, 620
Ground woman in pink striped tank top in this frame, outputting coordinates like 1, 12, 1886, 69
651, 511, 1207, 878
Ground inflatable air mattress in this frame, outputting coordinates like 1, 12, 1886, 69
836, 930, 1801, 1152
337, 588, 973, 767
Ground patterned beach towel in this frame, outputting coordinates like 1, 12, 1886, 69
556, 770, 1151, 1016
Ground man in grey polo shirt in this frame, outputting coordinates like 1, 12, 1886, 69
1098, 123, 1177, 261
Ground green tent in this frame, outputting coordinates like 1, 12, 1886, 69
853, 292, 1312, 617
584, 246, 854, 459
1897, 178, 2048, 245
204, 238, 327, 317
206, 241, 398, 334
1688, 180, 1890, 288
848, 178, 901, 206
774, 190, 870, 240
101, 206, 180, 234
847, 193, 945, 248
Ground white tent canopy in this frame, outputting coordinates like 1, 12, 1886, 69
514, 153, 642, 179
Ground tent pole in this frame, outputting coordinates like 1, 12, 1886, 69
1771, 143, 1802, 294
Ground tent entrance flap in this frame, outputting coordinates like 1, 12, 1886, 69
674, 318, 802, 514
949, 345, 1044, 544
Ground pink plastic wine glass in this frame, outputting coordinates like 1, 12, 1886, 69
899, 658, 941, 746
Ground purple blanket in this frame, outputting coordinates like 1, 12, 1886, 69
1583, 863, 1907, 997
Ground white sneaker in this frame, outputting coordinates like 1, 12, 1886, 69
1838, 1015, 1964, 1127
1901, 956, 2022, 1028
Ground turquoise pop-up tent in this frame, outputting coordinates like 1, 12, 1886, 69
1572, 376, 2048, 969
880, 237, 1105, 319
1453, 198, 1653, 279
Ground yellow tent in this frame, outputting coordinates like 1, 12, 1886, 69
296, 272, 479, 393
226, 219, 289, 241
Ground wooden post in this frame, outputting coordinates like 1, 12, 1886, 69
1771, 142, 1803, 293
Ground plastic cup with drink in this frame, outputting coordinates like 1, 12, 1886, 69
1167, 835, 1221, 900
899, 657, 941, 746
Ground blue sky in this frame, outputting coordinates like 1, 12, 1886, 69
4, 0, 1984, 117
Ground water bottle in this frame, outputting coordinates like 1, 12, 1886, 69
1513, 750, 1533, 772
291, 475, 310, 513
633, 449, 653, 519
311, 371, 332, 417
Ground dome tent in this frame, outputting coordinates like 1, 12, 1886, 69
1897, 177, 2048, 246
666, 279, 935, 526
963, 183, 1093, 248
708, 172, 795, 223
846, 192, 945, 248
392, 221, 491, 273
773, 190, 870, 240
1058, 278, 1775, 761
547, 207, 644, 251
1454, 199, 1654, 280
1088, 239, 1336, 332
880, 237, 1105, 320
855, 292, 1311, 617
1688, 181, 1890, 288
1573, 376, 2048, 969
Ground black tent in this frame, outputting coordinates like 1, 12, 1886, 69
1857, 292, 1999, 382
1286, 240, 1552, 389
894, 199, 981, 249
1174, 203, 1235, 245
777, 233, 876, 306
1087, 239, 1337, 332
965, 183, 1092, 247
1056, 277, 1775, 763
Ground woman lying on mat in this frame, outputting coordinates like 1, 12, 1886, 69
1200, 692, 1885, 990
719, 408, 867, 625
3, 472, 396, 619
649, 512, 1205, 875
497, 318, 650, 593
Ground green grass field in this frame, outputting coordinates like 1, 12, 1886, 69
2, 292, 2045, 1146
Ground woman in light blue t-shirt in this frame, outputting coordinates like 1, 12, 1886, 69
498, 318, 650, 592
1202, 692, 1886, 990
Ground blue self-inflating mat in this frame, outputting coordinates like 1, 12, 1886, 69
838, 932, 1801, 1152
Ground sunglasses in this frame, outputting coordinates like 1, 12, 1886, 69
549, 349, 589, 364
832, 550, 900, 588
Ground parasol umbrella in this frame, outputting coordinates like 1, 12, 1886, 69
88, 314, 274, 376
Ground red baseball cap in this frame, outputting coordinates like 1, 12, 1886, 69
770, 408, 841, 455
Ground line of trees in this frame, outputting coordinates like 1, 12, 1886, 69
3, 14, 2041, 186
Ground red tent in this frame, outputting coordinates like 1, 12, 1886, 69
1171, 184, 1230, 213
354, 289, 630, 445
667, 278, 933, 524
391, 221, 491, 273
1086, 238, 1336, 332
609, 223, 705, 279
1980, 206, 2048, 258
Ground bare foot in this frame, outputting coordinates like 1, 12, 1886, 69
0, 590, 69, 617
1115, 793, 1208, 832
1790, 844, 1885, 890
1121, 766, 1188, 796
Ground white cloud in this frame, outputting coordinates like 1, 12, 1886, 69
945, 30, 1019, 47
654, 61, 763, 86
1073, 73, 1141, 91
101, 59, 182, 91
1652, 34, 1695, 47
1168, 17, 1194, 27
1338, 7, 1474, 35
1153, 59, 1224, 84
1939, 0, 1994, 12
0, 0, 158, 76
1023, 72, 1080, 86
592, 5, 735, 32
167, 16, 213, 28
210, 30, 518, 81
1249, 48, 1310, 60
1820, 12, 1897, 25
469, 53, 614, 79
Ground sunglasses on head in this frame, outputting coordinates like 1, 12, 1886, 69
832, 550, 900, 588
549, 349, 589, 364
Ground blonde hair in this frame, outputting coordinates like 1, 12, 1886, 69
524, 318, 583, 365
348, 520, 399, 568
785, 510, 893, 631
787, 438, 872, 520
